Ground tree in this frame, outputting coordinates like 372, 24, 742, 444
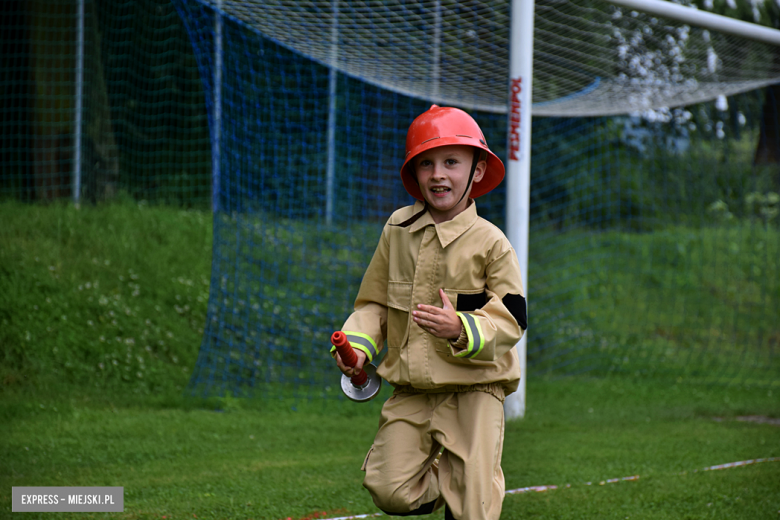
29, 0, 118, 202
688, 0, 780, 184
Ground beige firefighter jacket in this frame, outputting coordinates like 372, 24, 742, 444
341, 200, 526, 395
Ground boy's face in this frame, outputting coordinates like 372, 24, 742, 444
412, 145, 486, 224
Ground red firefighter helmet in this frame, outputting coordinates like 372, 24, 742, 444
401, 105, 505, 201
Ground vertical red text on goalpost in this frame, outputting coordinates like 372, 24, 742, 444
509, 77, 522, 162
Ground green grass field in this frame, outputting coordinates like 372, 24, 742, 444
1, 201, 779, 519
2, 378, 778, 520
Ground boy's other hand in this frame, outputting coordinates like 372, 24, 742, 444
335, 348, 367, 378
413, 289, 463, 340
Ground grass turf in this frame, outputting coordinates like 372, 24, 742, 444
0, 200, 210, 399
1, 378, 778, 519
1, 200, 778, 519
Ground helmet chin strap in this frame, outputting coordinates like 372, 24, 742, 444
391, 149, 485, 228
451, 148, 484, 210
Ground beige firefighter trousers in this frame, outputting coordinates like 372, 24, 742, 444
362, 385, 506, 520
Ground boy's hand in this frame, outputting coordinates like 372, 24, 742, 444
413, 289, 463, 340
335, 348, 367, 378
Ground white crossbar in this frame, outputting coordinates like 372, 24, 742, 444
603, 0, 780, 46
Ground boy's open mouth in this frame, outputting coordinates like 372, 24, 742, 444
431, 187, 451, 193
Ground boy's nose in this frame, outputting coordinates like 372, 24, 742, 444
432, 163, 446, 179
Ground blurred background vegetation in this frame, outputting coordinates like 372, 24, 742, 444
0, 0, 211, 206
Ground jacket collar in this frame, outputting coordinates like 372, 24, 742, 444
408, 199, 479, 248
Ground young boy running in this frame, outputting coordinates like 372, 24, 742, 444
333, 105, 527, 520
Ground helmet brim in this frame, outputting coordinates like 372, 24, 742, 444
400, 138, 505, 201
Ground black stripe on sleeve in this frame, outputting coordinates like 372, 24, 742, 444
456, 291, 487, 312
502, 293, 527, 330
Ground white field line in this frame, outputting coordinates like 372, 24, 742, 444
506, 474, 642, 495
315, 457, 780, 520
696, 457, 780, 472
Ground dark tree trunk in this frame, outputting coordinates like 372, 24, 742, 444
0, 1, 34, 200
29, 0, 119, 203
83, 0, 119, 202
30, 0, 74, 201
754, 84, 780, 163
754, 46, 780, 189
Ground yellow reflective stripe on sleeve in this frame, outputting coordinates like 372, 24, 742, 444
344, 331, 378, 362
454, 313, 472, 358
456, 312, 485, 359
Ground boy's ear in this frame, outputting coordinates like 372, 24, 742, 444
472, 160, 487, 184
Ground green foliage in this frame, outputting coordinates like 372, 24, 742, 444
0, 200, 212, 396
95, 0, 212, 206
2, 199, 777, 402
692, 0, 780, 28
710, 190, 780, 224
529, 117, 779, 233
0, 0, 211, 205
530, 222, 780, 383
744, 191, 780, 223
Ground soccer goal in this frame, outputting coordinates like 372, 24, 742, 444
174, 0, 780, 416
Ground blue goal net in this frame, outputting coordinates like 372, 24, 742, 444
173, 0, 780, 399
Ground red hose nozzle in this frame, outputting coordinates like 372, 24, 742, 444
331, 331, 368, 387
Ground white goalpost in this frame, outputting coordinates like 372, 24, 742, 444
502, 0, 780, 420
503, 0, 535, 421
